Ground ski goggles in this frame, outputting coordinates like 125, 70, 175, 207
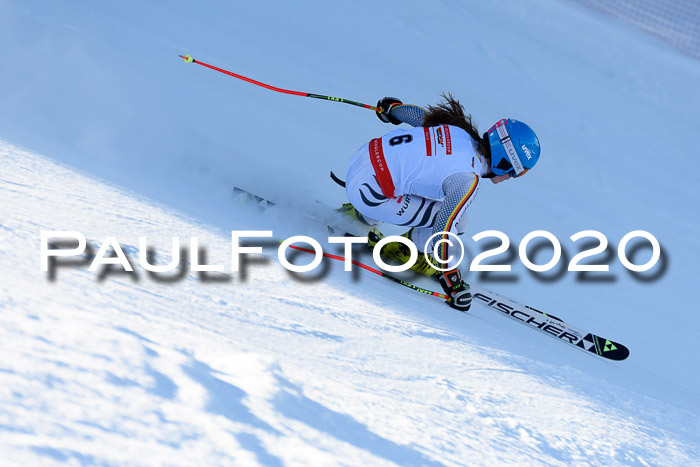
489, 119, 528, 178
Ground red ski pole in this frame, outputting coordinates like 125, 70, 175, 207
286, 244, 450, 301
179, 54, 382, 113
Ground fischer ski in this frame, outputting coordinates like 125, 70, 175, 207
468, 284, 629, 361
288, 243, 630, 361
231, 186, 630, 361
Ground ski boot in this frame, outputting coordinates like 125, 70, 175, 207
337, 202, 376, 226
368, 229, 441, 278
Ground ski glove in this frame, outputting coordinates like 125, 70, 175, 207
376, 97, 403, 125
439, 269, 472, 312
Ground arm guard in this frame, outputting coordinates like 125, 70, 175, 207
387, 104, 427, 128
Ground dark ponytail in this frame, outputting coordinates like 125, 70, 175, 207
422, 93, 490, 157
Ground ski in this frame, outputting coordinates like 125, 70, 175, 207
468, 284, 629, 361
232, 186, 276, 210
232, 186, 630, 361
232, 186, 345, 235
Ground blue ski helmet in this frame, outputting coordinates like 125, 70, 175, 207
487, 119, 540, 178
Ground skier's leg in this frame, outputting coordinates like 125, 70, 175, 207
347, 186, 445, 277
345, 146, 447, 276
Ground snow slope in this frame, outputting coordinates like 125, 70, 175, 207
1, 0, 700, 465
2, 140, 699, 466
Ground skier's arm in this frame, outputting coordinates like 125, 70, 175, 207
376, 97, 426, 127
388, 104, 426, 127
429, 172, 479, 269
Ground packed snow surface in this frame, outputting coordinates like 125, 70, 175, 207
1, 1, 699, 465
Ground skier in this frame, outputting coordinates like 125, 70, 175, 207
342, 95, 541, 312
